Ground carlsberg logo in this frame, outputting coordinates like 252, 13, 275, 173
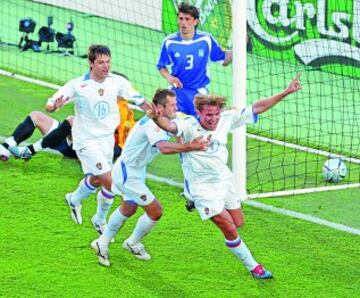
248, 0, 360, 65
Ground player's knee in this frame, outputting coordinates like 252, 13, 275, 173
120, 203, 137, 217
222, 223, 238, 239
234, 218, 244, 228
149, 208, 162, 221
90, 176, 102, 187
29, 111, 44, 123
147, 202, 163, 221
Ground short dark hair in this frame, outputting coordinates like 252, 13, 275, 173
177, 2, 199, 20
152, 89, 176, 107
88, 44, 111, 63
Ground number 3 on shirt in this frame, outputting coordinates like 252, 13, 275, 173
185, 54, 194, 70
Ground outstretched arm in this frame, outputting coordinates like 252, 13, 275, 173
146, 103, 178, 134
252, 74, 302, 115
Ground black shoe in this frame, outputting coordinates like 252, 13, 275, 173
185, 200, 195, 212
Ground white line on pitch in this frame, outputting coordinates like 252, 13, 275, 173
2, 135, 359, 236
245, 200, 360, 236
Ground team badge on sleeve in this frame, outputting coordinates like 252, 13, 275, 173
96, 162, 103, 170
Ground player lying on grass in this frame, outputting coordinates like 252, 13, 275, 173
91, 89, 210, 266
1, 97, 135, 163
146, 75, 302, 279
1, 73, 135, 163
0, 111, 77, 161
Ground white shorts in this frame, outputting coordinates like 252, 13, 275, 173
111, 160, 155, 206
76, 139, 114, 176
184, 173, 241, 221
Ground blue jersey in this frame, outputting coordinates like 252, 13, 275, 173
157, 31, 226, 90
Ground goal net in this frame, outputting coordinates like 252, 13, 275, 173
0, 0, 359, 198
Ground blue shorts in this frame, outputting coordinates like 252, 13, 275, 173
173, 87, 208, 116
53, 140, 77, 159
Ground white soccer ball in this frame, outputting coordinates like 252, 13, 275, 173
322, 158, 347, 183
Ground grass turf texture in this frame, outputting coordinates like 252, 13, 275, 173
1, 155, 360, 297
1, 73, 360, 297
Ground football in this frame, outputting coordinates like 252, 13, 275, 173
322, 158, 347, 183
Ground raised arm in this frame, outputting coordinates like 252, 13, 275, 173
252, 74, 302, 115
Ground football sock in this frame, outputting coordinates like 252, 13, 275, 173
100, 209, 128, 248
225, 237, 258, 271
126, 213, 157, 245
3, 136, 17, 149
27, 139, 43, 155
71, 176, 97, 206
12, 116, 36, 144
93, 187, 115, 225
41, 119, 71, 148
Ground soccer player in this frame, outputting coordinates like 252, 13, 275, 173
52, 45, 150, 233
156, 2, 232, 116
6, 95, 135, 162
146, 75, 302, 279
0, 111, 76, 161
91, 89, 210, 267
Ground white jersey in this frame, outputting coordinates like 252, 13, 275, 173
119, 115, 170, 171
173, 106, 257, 183
50, 72, 144, 150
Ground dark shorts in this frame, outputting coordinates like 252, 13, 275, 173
173, 87, 208, 116
53, 140, 77, 159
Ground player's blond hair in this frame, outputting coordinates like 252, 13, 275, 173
194, 94, 227, 112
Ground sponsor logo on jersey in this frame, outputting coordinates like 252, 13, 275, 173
198, 48, 204, 57
96, 162, 103, 170
98, 88, 104, 96
174, 52, 181, 58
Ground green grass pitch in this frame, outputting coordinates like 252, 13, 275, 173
0, 76, 360, 297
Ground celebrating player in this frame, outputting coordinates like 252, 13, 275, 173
156, 2, 232, 116
52, 45, 150, 233
147, 75, 302, 279
91, 89, 210, 266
